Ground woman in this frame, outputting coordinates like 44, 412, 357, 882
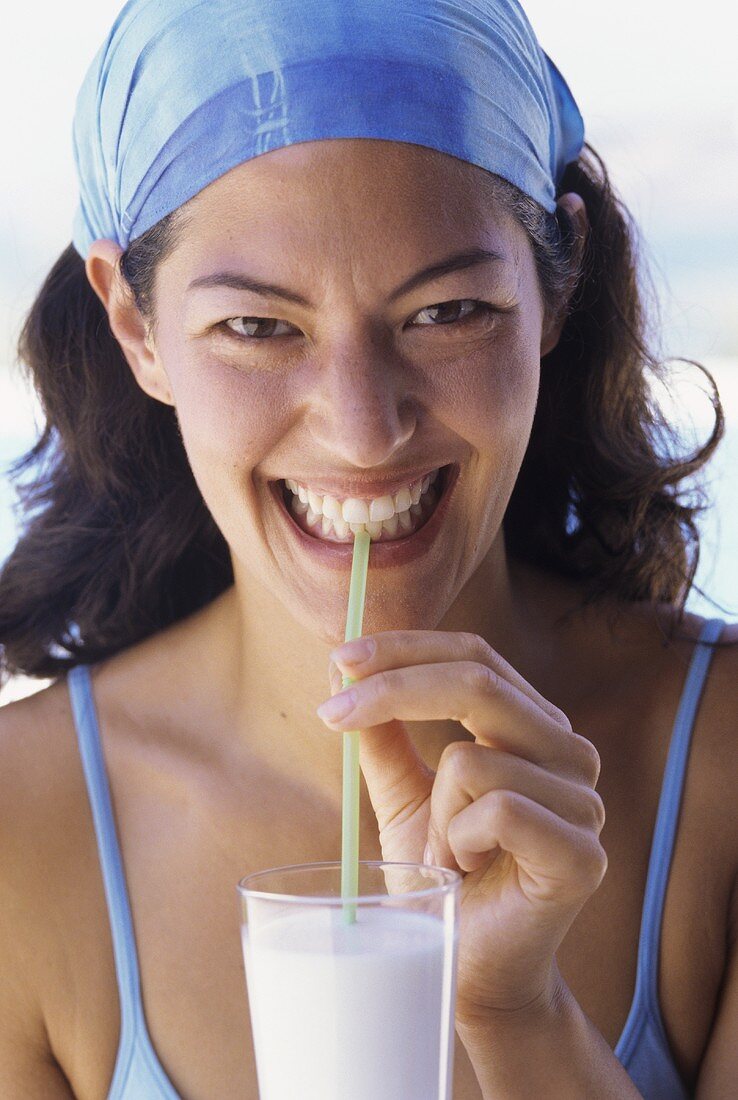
0, 0, 735, 1096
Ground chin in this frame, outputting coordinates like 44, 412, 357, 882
288, 583, 451, 646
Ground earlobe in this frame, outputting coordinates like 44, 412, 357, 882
85, 239, 175, 407
540, 191, 589, 358
540, 315, 566, 359
557, 191, 589, 252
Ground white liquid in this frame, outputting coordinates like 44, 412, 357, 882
242, 907, 456, 1100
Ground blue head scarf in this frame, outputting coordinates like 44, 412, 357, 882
71, 0, 584, 259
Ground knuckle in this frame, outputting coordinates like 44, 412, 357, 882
575, 838, 608, 889
459, 660, 499, 697
551, 706, 573, 734
590, 842, 609, 885
584, 788, 606, 832
486, 787, 519, 823
372, 667, 400, 703
438, 739, 476, 783
457, 632, 492, 664
572, 733, 601, 786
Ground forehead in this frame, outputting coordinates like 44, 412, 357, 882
176, 138, 519, 255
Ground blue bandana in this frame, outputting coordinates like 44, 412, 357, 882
71, 0, 584, 258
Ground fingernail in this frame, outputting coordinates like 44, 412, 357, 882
423, 842, 435, 867
330, 637, 375, 666
316, 689, 357, 724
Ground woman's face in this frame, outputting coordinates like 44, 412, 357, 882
140, 139, 555, 642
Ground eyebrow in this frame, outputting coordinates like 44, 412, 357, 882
185, 247, 508, 307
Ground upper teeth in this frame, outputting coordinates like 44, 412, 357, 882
285, 469, 439, 524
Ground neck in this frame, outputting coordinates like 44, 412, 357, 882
189, 537, 577, 801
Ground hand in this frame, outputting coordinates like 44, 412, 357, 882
317, 630, 607, 1021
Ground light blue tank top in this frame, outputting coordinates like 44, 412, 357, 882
67, 617, 725, 1099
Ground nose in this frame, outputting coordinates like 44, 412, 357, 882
307, 338, 416, 469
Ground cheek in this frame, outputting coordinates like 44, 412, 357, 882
428, 331, 540, 453
162, 350, 293, 493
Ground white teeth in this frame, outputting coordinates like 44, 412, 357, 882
322, 494, 342, 521
283, 466, 445, 539
398, 508, 413, 532
342, 498, 371, 524
393, 487, 412, 513
285, 477, 442, 541
369, 495, 396, 522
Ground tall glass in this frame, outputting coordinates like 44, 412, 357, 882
237, 860, 460, 1100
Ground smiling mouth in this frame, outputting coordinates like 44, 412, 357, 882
277, 464, 454, 544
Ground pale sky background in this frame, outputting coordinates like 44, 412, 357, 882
0, 1, 736, 702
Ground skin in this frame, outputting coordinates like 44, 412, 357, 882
86, 139, 589, 790
2, 139, 737, 1098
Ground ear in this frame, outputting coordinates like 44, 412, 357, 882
85, 239, 175, 407
540, 191, 589, 358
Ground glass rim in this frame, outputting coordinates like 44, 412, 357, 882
236, 859, 461, 905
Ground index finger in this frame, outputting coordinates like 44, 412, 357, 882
330, 630, 571, 731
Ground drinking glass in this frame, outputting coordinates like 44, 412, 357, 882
237, 860, 461, 1100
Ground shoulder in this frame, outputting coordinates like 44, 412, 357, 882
0, 679, 83, 1095
0, 677, 88, 935
694, 617, 738, 819
690, 621, 738, 1091
690, 616, 738, 765
0, 677, 79, 838
657, 612, 738, 805
670, 615, 738, 901
0, 674, 101, 953
583, 604, 738, 875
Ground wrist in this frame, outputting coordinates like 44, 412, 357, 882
455, 962, 566, 1036
455, 973, 641, 1100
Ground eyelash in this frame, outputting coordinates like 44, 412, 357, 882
218, 299, 498, 343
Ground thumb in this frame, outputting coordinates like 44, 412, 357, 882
329, 662, 433, 837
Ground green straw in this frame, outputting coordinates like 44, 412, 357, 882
341, 528, 371, 924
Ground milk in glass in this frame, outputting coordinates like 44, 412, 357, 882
242, 906, 456, 1099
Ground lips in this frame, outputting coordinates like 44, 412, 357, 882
269, 463, 459, 570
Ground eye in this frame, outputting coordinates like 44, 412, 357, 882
222, 316, 298, 339
219, 298, 498, 344
408, 299, 496, 329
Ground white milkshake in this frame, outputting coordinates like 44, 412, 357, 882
242, 906, 457, 1100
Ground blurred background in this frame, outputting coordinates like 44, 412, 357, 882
1, 1, 736, 703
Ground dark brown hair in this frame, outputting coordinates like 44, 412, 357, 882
0, 142, 724, 683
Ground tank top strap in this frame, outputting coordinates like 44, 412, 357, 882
67, 664, 144, 1044
633, 616, 725, 1021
